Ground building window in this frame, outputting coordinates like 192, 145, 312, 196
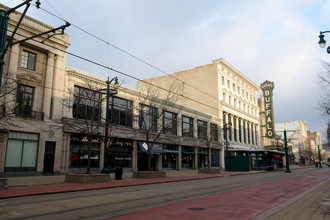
5, 131, 39, 171
222, 76, 225, 85
197, 120, 207, 139
182, 116, 193, 138
139, 104, 157, 131
238, 86, 240, 95
211, 123, 218, 142
21, 50, 36, 71
16, 84, 34, 118
228, 96, 231, 105
227, 80, 230, 89
109, 97, 132, 128
73, 86, 101, 121
246, 92, 248, 99
242, 89, 244, 98
163, 111, 177, 135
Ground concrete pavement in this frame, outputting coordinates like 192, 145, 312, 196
1, 166, 329, 219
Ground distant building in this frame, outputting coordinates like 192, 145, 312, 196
273, 120, 309, 165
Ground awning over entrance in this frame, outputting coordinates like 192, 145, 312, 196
228, 149, 286, 157
163, 150, 179, 154
138, 141, 164, 154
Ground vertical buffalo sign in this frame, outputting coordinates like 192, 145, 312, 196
260, 81, 275, 139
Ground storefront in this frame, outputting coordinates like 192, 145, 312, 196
182, 146, 195, 169
162, 145, 178, 170
4, 131, 39, 175
69, 134, 100, 173
109, 138, 132, 171
198, 147, 208, 168
211, 149, 220, 167
137, 141, 164, 171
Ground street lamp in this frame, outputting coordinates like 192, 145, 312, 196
283, 130, 291, 173
318, 31, 330, 53
223, 123, 232, 157
100, 76, 119, 174
318, 145, 322, 168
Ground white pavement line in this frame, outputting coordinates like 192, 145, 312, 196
252, 177, 330, 220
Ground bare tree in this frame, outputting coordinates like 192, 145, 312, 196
61, 77, 114, 174
0, 70, 19, 127
317, 61, 330, 118
136, 78, 185, 171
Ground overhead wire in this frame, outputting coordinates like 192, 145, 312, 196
33, 3, 222, 103
3, 27, 221, 113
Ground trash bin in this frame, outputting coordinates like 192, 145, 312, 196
114, 167, 123, 180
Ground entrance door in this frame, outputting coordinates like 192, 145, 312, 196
43, 141, 56, 175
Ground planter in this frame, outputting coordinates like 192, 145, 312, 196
198, 168, 221, 174
65, 173, 110, 184
133, 171, 166, 179
0, 178, 7, 189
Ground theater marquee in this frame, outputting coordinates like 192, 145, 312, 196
260, 80, 275, 139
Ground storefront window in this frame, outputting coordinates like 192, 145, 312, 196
211, 149, 219, 167
69, 134, 100, 168
162, 145, 178, 169
182, 146, 195, 169
5, 132, 39, 171
109, 138, 132, 169
198, 148, 208, 168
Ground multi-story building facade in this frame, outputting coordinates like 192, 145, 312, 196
139, 59, 261, 168
0, 4, 69, 176
62, 68, 223, 174
0, 4, 224, 176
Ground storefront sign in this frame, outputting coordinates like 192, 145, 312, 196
260, 80, 275, 139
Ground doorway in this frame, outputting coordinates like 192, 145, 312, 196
43, 141, 56, 175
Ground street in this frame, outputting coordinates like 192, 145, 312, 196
0, 168, 329, 219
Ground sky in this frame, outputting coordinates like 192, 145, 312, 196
2, 0, 330, 142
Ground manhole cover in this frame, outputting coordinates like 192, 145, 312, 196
187, 208, 205, 211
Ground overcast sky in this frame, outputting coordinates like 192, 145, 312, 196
3, 0, 330, 142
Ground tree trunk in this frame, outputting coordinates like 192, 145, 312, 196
87, 136, 91, 174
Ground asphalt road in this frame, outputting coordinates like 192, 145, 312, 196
0, 168, 324, 219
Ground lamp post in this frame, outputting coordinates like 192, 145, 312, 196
223, 123, 232, 157
318, 145, 322, 168
100, 77, 118, 174
318, 31, 330, 54
284, 130, 291, 173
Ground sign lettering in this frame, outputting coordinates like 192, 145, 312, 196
260, 80, 275, 139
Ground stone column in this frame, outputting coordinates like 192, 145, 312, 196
132, 141, 138, 172
43, 53, 55, 119
4, 43, 20, 112
193, 117, 198, 138
194, 146, 198, 170
220, 146, 225, 169
178, 145, 182, 170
